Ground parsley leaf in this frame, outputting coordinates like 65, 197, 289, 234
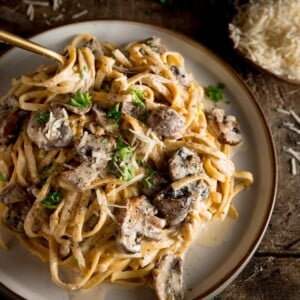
110, 135, 135, 181
143, 167, 156, 189
69, 89, 92, 108
206, 83, 225, 102
0, 172, 7, 182
107, 103, 121, 124
144, 41, 160, 52
131, 88, 145, 108
34, 111, 50, 123
120, 164, 135, 181
41, 190, 62, 209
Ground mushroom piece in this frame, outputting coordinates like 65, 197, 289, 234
84, 38, 103, 59
50, 93, 92, 115
170, 66, 192, 88
169, 147, 203, 181
147, 107, 186, 139
27, 108, 73, 150
121, 98, 147, 120
0, 97, 26, 144
60, 133, 115, 191
153, 185, 192, 227
92, 104, 119, 134
60, 161, 102, 191
0, 184, 33, 232
153, 176, 209, 227
76, 132, 115, 163
152, 253, 184, 300
116, 196, 166, 254
140, 172, 169, 198
206, 107, 242, 145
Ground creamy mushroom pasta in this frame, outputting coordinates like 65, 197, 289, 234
0, 34, 253, 299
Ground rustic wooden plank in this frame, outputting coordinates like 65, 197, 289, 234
216, 256, 300, 300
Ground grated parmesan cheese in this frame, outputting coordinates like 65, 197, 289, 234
72, 9, 88, 19
291, 158, 297, 175
229, 0, 300, 80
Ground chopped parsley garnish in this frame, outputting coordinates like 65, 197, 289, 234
143, 167, 156, 189
107, 103, 121, 124
110, 135, 135, 181
206, 83, 225, 102
41, 190, 62, 209
69, 89, 92, 108
34, 111, 50, 123
131, 88, 145, 108
144, 41, 160, 52
120, 164, 135, 181
0, 172, 7, 182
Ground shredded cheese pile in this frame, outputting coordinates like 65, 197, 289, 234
229, 0, 300, 80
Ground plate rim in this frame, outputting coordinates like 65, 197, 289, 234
0, 19, 278, 300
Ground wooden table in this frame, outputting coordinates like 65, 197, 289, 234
0, 1, 299, 299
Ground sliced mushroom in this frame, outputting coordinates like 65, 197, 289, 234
27, 108, 73, 150
60, 133, 115, 191
206, 107, 242, 145
189, 180, 210, 202
147, 107, 186, 139
0, 184, 34, 232
153, 185, 192, 226
50, 93, 92, 115
116, 195, 166, 254
76, 132, 115, 163
121, 98, 147, 120
140, 172, 169, 198
84, 38, 103, 59
60, 161, 102, 191
170, 66, 192, 88
0, 97, 26, 144
153, 253, 184, 300
154, 179, 210, 227
92, 104, 118, 134
169, 147, 203, 181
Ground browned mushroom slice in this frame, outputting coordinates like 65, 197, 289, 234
169, 147, 203, 181
140, 172, 169, 198
84, 38, 103, 59
27, 108, 73, 150
60, 133, 115, 191
153, 253, 184, 300
206, 107, 242, 145
147, 107, 186, 139
0, 184, 34, 232
170, 65, 192, 88
116, 196, 166, 254
60, 161, 101, 191
153, 186, 192, 227
92, 104, 119, 134
0, 97, 26, 144
76, 132, 115, 163
121, 98, 147, 120
50, 93, 92, 115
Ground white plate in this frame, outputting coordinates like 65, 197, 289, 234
0, 21, 277, 300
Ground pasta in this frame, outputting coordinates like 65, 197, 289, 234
0, 34, 253, 299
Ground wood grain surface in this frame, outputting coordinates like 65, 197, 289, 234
0, 1, 299, 299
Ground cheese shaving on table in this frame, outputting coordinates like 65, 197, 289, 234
229, 0, 300, 80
